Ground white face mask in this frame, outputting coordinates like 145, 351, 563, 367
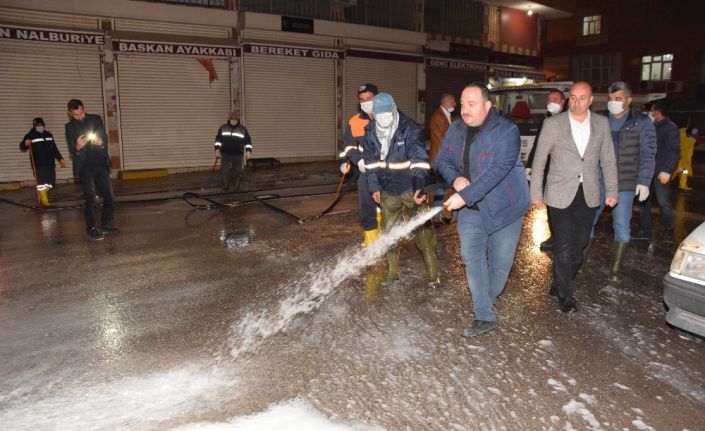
546, 102, 562, 115
229, 119, 238, 126
360, 101, 373, 115
648, 112, 655, 122
376, 112, 394, 127
607, 101, 625, 115
35, 126, 45, 133
447, 106, 455, 113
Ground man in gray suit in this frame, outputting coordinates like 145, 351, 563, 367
530, 82, 619, 313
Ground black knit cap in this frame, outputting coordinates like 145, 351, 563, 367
358, 83, 379, 96
33, 117, 45, 126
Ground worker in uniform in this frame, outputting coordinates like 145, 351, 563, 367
340, 83, 381, 246
214, 111, 252, 192
363, 92, 440, 288
19, 117, 66, 206
674, 127, 698, 192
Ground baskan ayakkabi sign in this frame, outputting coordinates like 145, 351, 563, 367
244, 43, 343, 59
0, 24, 104, 45
114, 40, 237, 57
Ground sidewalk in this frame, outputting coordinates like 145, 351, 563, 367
0, 161, 342, 207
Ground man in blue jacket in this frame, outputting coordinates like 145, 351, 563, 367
634, 100, 680, 241
363, 92, 439, 288
437, 82, 530, 337
586, 81, 656, 283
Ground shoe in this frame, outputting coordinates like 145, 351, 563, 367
101, 224, 119, 235
427, 278, 441, 289
559, 297, 577, 313
549, 285, 558, 298
362, 229, 379, 247
460, 320, 496, 338
631, 230, 651, 240
87, 227, 104, 241
539, 237, 554, 251
380, 251, 399, 286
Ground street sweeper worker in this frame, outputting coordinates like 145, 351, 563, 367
19, 117, 66, 206
362, 92, 440, 288
339, 83, 382, 247
214, 110, 252, 192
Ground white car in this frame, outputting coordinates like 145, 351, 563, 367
664, 221, 705, 337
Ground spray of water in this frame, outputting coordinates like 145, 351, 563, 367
228, 206, 443, 358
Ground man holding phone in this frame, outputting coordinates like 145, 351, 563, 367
65, 98, 117, 240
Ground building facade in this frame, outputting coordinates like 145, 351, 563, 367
0, 0, 558, 184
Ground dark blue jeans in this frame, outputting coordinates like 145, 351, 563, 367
639, 178, 673, 234
357, 171, 378, 230
79, 165, 114, 230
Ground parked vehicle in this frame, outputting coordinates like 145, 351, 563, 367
664, 221, 705, 338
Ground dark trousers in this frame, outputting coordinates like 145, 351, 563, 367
35, 164, 56, 187
220, 153, 244, 190
357, 170, 378, 230
549, 185, 596, 300
639, 178, 673, 233
79, 165, 114, 229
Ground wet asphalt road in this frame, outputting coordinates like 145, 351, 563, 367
1, 162, 704, 430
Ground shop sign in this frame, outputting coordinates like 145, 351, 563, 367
115, 40, 237, 57
244, 43, 343, 59
0, 24, 104, 45
426, 58, 488, 72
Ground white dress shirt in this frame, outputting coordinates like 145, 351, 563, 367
569, 111, 590, 182
569, 110, 590, 157
441, 106, 452, 124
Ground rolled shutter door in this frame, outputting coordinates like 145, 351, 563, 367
0, 41, 102, 183
117, 55, 230, 170
344, 57, 417, 123
243, 54, 335, 158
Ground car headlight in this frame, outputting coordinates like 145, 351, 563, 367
671, 248, 705, 281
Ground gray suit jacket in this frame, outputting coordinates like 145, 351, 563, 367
530, 111, 618, 209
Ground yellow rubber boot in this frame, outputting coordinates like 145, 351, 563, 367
375, 208, 383, 235
37, 185, 51, 206
679, 171, 692, 191
363, 229, 379, 247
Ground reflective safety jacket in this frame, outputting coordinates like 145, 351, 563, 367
214, 122, 252, 155
339, 111, 371, 165
20, 129, 63, 168
363, 111, 431, 196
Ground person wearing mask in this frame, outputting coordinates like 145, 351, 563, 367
527, 89, 566, 251
65, 99, 117, 240
214, 111, 252, 192
340, 83, 381, 246
428, 93, 456, 162
674, 126, 698, 192
19, 117, 66, 206
584, 81, 656, 283
437, 83, 530, 337
363, 92, 440, 288
530, 82, 618, 313
633, 100, 680, 241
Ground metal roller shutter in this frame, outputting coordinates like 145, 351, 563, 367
344, 57, 417, 124
117, 55, 231, 170
0, 41, 103, 183
243, 54, 335, 158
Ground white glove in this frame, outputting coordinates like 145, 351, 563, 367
635, 184, 650, 202
340, 162, 350, 174
525, 167, 532, 181
357, 159, 366, 173
658, 172, 671, 184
